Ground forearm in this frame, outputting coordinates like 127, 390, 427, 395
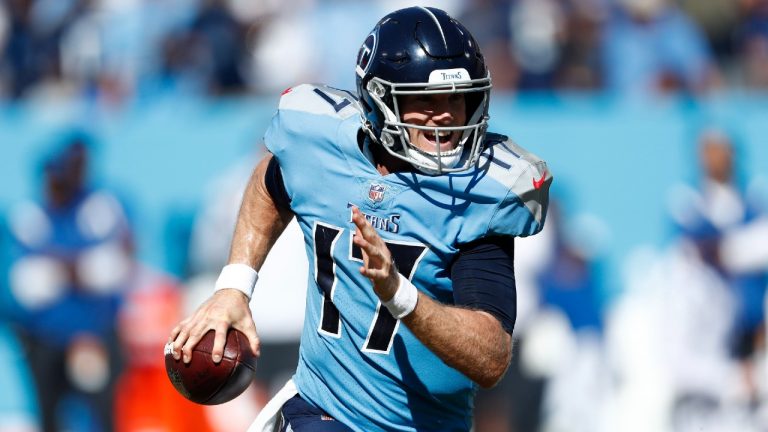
227, 153, 293, 271
402, 293, 512, 388
170, 154, 293, 361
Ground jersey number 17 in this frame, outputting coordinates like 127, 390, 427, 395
313, 222, 427, 354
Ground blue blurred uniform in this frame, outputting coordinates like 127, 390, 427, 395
265, 84, 551, 431
5, 138, 133, 432
9, 188, 129, 347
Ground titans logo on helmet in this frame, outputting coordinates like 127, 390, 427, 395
356, 31, 377, 78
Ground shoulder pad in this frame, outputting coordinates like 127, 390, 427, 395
481, 136, 552, 236
278, 84, 360, 119
480, 135, 549, 188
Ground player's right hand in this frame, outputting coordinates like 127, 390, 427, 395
168, 288, 260, 364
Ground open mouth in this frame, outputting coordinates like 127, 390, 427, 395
423, 130, 451, 142
422, 130, 458, 153
418, 132, 462, 157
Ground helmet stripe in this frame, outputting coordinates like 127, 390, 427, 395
418, 7, 447, 50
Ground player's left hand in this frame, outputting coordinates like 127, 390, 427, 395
351, 206, 400, 301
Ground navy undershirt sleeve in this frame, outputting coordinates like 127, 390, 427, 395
264, 156, 292, 211
451, 237, 517, 335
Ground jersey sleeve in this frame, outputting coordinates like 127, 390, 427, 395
262, 84, 359, 206
262, 109, 301, 204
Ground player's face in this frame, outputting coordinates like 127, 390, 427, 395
400, 93, 467, 154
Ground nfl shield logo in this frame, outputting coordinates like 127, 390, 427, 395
368, 183, 385, 203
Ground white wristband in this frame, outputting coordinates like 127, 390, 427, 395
382, 274, 419, 319
214, 264, 258, 299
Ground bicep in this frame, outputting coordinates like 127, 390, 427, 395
227, 154, 293, 268
451, 237, 516, 335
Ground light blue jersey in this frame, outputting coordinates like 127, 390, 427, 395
264, 84, 551, 432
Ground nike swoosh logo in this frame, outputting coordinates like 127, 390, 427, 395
533, 171, 547, 190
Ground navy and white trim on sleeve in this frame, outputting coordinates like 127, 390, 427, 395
264, 155, 292, 211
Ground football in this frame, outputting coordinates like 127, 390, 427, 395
164, 328, 257, 405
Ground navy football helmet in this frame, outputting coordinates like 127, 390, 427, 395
356, 7, 492, 174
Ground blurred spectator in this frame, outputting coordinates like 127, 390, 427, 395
458, 0, 518, 91
556, 0, 605, 90
600, 0, 721, 97
249, 0, 381, 94
611, 233, 739, 431
8, 0, 768, 100
60, 0, 213, 105
598, 126, 768, 431
460, 0, 605, 92
622, 125, 768, 430
718, 212, 768, 424
1, 0, 256, 103
735, 0, 768, 87
173, 0, 248, 96
537, 202, 605, 334
607, 127, 749, 429
521, 201, 610, 432
247, 8, 315, 95
1, 0, 40, 99
669, 127, 767, 363
0, 0, 86, 100
6, 132, 133, 432
679, 0, 740, 61
509, 0, 567, 90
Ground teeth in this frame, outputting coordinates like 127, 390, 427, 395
424, 131, 452, 140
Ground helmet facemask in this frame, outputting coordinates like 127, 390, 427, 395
363, 73, 491, 175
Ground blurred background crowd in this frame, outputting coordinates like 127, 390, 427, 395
2, 0, 768, 102
1, 0, 767, 431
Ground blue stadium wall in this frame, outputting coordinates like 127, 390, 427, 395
1, 94, 767, 298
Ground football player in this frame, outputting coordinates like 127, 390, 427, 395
169, 6, 551, 431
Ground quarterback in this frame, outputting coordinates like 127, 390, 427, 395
169, 6, 551, 431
